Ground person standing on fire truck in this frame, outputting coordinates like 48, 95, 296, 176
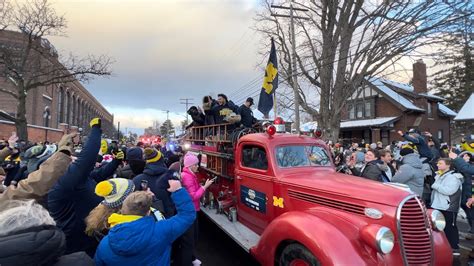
238, 97, 257, 128
212, 94, 239, 125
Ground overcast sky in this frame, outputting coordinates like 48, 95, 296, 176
49, 0, 263, 134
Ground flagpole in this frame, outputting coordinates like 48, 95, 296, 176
273, 92, 277, 119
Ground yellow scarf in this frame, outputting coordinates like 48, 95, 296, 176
108, 213, 142, 228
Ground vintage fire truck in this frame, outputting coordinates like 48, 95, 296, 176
184, 120, 452, 266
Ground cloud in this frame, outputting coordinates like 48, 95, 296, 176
46, 0, 263, 130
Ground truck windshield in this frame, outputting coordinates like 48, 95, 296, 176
276, 145, 331, 168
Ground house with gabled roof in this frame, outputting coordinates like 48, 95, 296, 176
340, 59, 457, 145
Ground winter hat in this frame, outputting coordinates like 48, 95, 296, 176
127, 147, 143, 161
95, 178, 135, 208
369, 143, 377, 150
36, 144, 57, 159
144, 148, 162, 163
183, 153, 199, 168
400, 147, 414, 156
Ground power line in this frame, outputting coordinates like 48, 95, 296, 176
180, 98, 194, 124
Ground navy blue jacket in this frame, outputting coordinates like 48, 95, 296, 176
133, 161, 176, 218
90, 159, 121, 183
48, 126, 102, 256
238, 104, 256, 128
94, 189, 196, 266
402, 133, 433, 160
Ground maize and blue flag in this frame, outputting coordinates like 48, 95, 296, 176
258, 38, 278, 117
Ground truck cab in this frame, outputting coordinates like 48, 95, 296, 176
185, 123, 452, 266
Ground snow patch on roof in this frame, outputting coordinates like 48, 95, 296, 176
438, 103, 457, 117
379, 78, 414, 92
369, 78, 424, 111
455, 93, 474, 121
420, 93, 445, 101
340, 117, 399, 128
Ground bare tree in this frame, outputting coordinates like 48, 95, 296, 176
0, 0, 112, 140
256, 0, 470, 140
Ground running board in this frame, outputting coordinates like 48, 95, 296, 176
201, 207, 260, 252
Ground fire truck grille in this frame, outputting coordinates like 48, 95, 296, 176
287, 190, 365, 216
397, 197, 432, 266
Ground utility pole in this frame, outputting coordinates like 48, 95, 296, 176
163, 110, 170, 137
180, 98, 194, 125
271, 2, 308, 134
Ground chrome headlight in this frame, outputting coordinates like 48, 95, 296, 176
375, 227, 395, 254
361, 225, 395, 254
429, 209, 446, 231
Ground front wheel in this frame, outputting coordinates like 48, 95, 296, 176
279, 243, 320, 266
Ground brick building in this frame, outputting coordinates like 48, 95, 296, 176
340, 60, 457, 145
0, 30, 114, 141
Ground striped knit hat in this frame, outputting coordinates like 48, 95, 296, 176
95, 178, 135, 208
144, 148, 162, 163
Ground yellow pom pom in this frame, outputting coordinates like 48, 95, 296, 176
95, 181, 113, 197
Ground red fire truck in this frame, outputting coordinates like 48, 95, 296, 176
184, 120, 452, 266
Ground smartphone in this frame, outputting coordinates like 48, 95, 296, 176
211, 176, 218, 182
141, 180, 148, 191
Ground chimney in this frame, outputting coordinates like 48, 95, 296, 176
412, 59, 427, 94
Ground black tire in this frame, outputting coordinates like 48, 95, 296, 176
279, 243, 320, 266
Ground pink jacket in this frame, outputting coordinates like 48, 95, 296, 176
181, 167, 204, 211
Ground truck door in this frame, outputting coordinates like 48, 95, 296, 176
235, 143, 273, 235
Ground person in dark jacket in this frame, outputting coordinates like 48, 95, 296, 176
186, 106, 205, 129
0, 200, 94, 266
450, 151, 474, 233
349, 149, 387, 182
202, 95, 217, 126
126, 147, 145, 176
238, 97, 257, 128
397, 129, 433, 161
94, 184, 196, 266
47, 118, 108, 256
391, 148, 425, 197
212, 94, 239, 125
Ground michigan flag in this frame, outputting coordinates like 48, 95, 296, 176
258, 38, 278, 117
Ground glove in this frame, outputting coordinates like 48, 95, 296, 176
58, 133, 77, 155
90, 118, 102, 128
114, 150, 124, 160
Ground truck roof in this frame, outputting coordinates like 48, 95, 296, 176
238, 132, 326, 147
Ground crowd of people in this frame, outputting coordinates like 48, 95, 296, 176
0, 115, 473, 264
0, 118, 212, 266
330, 129, 474, 256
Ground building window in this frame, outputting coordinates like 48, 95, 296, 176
438, 130, 443, 141
57, 88, 63, 124
349, 104, 355, 119
427, 102, 432, 118
356, 103, 363, 118
365, 102, 371, 118
381, 130, 389, 146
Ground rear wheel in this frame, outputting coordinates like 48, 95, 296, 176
279, 243, 320, 266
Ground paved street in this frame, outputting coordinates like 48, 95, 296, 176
196, 212, 260, 266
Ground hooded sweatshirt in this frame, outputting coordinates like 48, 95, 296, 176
94, 188, 196, 266
0, 226, 93, 266
431, 170, 463, 212
391, 153, 425, 197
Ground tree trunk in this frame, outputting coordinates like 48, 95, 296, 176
15, 91, 28, 141
318, 111, 341, 143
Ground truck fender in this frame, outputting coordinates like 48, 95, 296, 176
251, 211, 375, 266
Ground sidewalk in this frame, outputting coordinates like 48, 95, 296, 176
456, 213, 473, 266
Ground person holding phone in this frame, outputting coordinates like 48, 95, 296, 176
178, 153, 213, 266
